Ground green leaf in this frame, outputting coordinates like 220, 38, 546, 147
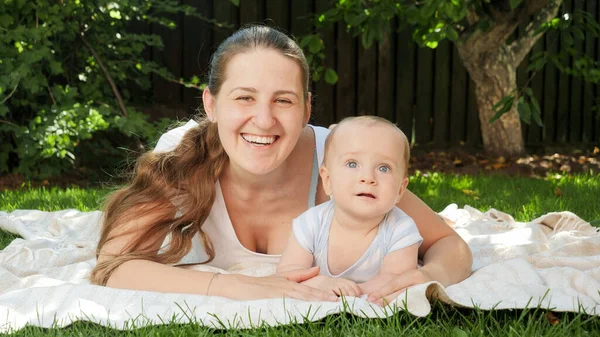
509, 0, 523, 10
526, 57, 547, 72
230, 0, 240, 6
447, 27, 459, 41
530, 96, 543, 127
308, 36, 323, 54
324, 69, 338, 85
490, 96, 515, 123
562, 31, 574, 46
517, 97, 532, 124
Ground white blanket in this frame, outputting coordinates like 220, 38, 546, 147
0, 205, 598, 332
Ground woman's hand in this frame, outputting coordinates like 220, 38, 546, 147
212, 267, 339, 302
366, 269, 434, 306
301, 275, 362, 298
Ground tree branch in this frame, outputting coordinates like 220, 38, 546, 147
509, 0, 563, 65
0, 84, 18, 104
80, 33, 128, 117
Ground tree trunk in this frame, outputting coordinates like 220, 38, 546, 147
457, 45, 525, 157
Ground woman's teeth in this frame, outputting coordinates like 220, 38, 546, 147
242, 134, 276, 145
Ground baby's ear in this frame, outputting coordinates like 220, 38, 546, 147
396, 177, 409, 204
319, 166, 332, 196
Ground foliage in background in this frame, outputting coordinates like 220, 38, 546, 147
284, 0, 600, 156
0, 0, 219, 178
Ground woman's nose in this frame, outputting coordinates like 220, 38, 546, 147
252, 104, 276, 129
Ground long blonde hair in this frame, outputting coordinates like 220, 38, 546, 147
90, 25, 310, 285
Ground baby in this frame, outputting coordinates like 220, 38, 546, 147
277, 116, 422, 299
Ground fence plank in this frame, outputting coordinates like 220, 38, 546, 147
450, 46, 467, 144
377, 32, 395, 123
313, 0, 336, 127
581, 0, 597, 143
415, 47, 434, 144
543, 27, 559, 143
182, 0, 213, 114
466, 77, 482, 146
555, 0, 572, 144
265, 0, 290, 31
152, 13, 183, 109
569, 0, 584, 142
433, 40, 451, 145
395, 31, 416, 141
213, 0, 238, 46
528, 35, 545, 145
357, 44, 377, 116
290, 0, 311, 37
240, 0, 264, 26
335, 23, 357, 121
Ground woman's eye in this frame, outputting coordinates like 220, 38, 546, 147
378, 165, 390, 173
346, 161, 357, 168
237, 96, 253, 101
275, 98, 292, 104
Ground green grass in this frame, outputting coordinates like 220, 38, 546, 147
1, 173, 599, 336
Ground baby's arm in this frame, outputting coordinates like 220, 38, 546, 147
276, 232, 314, 273
359, 243, 419, 295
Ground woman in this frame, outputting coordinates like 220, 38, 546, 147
91, 25, 472, 306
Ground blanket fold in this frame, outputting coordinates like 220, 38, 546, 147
0, 205, 598, 332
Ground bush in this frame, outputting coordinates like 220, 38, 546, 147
0, 0, 208, 179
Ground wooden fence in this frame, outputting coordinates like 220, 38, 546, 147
137, 0, 600, 147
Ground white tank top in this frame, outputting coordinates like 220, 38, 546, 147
154, 120, 329, 270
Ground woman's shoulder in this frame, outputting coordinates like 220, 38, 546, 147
307, 124, 330, 166
153, 120, 199, 153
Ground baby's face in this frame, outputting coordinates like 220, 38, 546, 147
321, 122, 408, 221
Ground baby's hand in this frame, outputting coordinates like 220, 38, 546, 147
301, 275, 362, 297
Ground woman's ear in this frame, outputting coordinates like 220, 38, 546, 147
319, 165, 332, 196
303, 92, 312, 126
203, 88, 216, 122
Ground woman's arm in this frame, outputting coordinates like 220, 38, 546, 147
398, 189, 472, 285
365, 189, 472, 305
98, 213, 337, 302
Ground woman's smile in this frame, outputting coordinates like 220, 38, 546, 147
241, 133, 279, 146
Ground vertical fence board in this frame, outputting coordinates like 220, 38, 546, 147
213, 1, 238, 46
582, 0, 597, 143
152, 12, 183, 109
395, 32, 416, 141
290, 0, 311, 37
313, 1, 336, 127
265, 0, 290, 32
466, 77, 482, 146
449, 46, 467, 144
377, 33, 395, 123
569, 0, 584, 142
433, 40, 451, 145
415, 47, 434, 144
182, 0, 213, 114
555, 0, 572, 144
136, 0, 600, 146
240, 0, 265, 26
528, 37, 545, 145
357, 44, 377, 116
335, 24, 357, 121
543, 27, 559, 143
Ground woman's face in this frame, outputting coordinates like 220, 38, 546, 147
204, 48, 310, 177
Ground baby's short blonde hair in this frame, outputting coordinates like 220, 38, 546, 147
323, 116, 410, 177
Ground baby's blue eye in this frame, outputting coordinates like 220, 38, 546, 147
378, 165, 390, 173
346, 161, 357, 168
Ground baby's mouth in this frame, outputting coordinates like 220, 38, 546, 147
357, 193, 376, 199
241, 133, 279, 146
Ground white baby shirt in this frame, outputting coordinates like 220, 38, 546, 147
292, 200, 423, 283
